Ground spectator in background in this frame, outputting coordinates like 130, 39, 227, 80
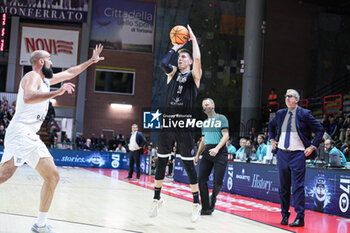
90, 133, 98, 146
83, 138, 94, 151
2, 99, 9, 112
321, 114, 330, 132
60, 132, 72, 150
0, 104, 6, 118
245, 139, 256, 161
249, 127, 257, 141
11, 101, 16, 111
328, 115, 338, 139
226, 138, 236, 160
256, 134, 267, 162
2, 116, 9, 129
45, 101, 55, 121
340, 127, 350, 145
337, 110, 345, 119
6, 108, 14, 121
324, 139, 347, 167
117, 133, 126, 146
115, 143, 127, 153
340, 117, 350, 143
148, 143, 157, 157
148, 143, 158, 171
75, 133, 86, 150
143, 144, 149, 155
97, 134, 107, 151
51, 136, 58, 149
167, 146, 176, 178
0, 124, 5, 146
108, 135, 118, 151
48, 129, 58, 148
61, 131, 70, 143
236, 138, 247, 160
264, 131, 269, 144
343, 145, 349, 160
343, 116, 350, 129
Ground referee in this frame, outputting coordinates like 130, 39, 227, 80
195, 98, 229, 215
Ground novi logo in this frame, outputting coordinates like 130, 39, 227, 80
25, 37, 74, 54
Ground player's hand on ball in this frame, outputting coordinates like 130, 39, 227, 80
91, 44, 104, 63
172, 42, 185, 51
209, 147, 219, 157
57, 83, 75, 96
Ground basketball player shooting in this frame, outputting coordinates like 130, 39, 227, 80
0, 44, 104, 233
150, 25, 203, 222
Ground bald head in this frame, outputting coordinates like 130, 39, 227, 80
30, 50, 50, 66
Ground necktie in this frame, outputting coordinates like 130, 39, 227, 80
284, 112, 293, 149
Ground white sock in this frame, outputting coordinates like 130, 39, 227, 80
37, 212, 48, 227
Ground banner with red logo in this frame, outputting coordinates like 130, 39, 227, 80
20, 26, 79, 68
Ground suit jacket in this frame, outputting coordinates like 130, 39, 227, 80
268, 106, 324, 159
129, 131, 146, 150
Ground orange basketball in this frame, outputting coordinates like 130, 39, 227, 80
170, 25, 189, 44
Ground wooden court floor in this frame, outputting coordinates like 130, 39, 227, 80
0, 166, 292, 233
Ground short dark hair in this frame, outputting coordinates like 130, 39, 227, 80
178, 49, 193, 60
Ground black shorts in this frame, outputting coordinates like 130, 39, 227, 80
157, 128, 195, 160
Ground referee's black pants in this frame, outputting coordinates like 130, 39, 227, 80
128, 150, 142, 178
198, 145, 228, 210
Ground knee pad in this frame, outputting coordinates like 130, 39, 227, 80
155, 157, 169, 180
182, 160, 198, 184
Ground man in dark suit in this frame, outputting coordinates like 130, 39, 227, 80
126, 124, 146, 180
268, 89, 324, 227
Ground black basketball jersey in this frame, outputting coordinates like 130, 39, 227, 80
165, 70, 198, 113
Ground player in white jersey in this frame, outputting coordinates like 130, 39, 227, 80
0, 44, 104, 233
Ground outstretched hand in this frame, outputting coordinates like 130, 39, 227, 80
187, 24, 195, 41
56, 83, 75, 96
91, 44, 104, 63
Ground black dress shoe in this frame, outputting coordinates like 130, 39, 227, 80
209, 194, 217, 213
200, 209, 212, 215
281, 217, 289, 225
289, 218, 304, 227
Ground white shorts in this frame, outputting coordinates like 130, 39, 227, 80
1, 126, 52, 169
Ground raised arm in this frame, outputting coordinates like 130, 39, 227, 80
161, 43, 184, 84
49, 44, 104, 86
188, 25, 202, 88
23, 72, 75, 104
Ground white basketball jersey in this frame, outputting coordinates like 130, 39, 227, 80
9, 77, 50, 133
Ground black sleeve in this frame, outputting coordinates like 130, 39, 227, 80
139, 132, 146, 148
160, 49, 176, 74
